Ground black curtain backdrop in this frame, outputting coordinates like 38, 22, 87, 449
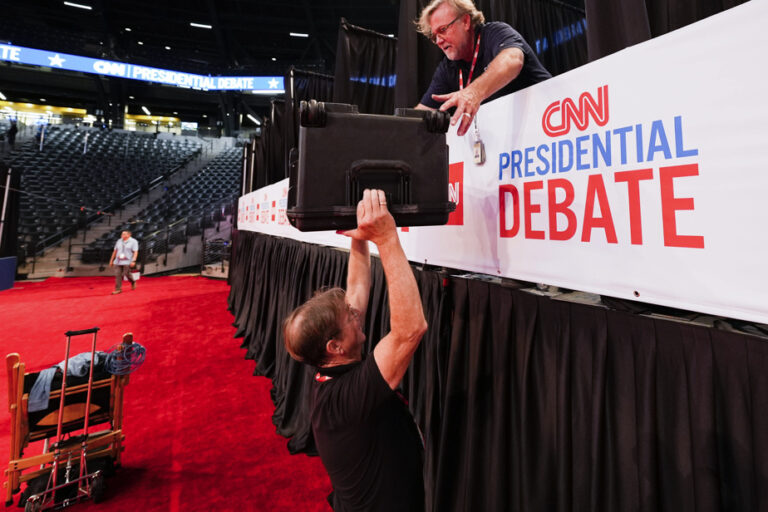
229, 230, 768, 511
246, 99, 286, 190
251, 134, 267, 191
284, 66, 335, 186
267, 98, 287, 185
246, 68, 335, 193
583, 0, 746, 61
496, 0, 587, 77
333, 18, 398, 115
250, 121, 271, 191
394, 0, 588, 109
0, 163, 20, 259
394, 0, 445, 109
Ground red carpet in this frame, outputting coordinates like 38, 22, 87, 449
0, 276, 331, 511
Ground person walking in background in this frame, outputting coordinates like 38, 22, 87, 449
7, 120, 18, 148
109, 230, 138, 294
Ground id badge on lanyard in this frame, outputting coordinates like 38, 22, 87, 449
459, 32, 486, 165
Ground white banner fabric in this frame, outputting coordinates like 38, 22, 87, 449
238, 1, 768, 324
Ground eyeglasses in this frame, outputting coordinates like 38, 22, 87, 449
429, 14, 464, 43
330, 304, 361, 340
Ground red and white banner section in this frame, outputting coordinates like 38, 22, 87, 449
239, 0, 768, 324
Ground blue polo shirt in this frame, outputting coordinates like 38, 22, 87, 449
420, 22, 551, 109
113, 237, 139, 266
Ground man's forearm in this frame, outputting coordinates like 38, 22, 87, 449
346, 238, 371, 312
377, 237, 426, 342
468, 48, 524, 103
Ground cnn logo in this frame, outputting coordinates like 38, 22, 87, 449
542, 85, 609, 137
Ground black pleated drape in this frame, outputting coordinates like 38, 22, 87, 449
394, 0, 445, 110
333, 18, 398, 115
229, 230, 768, 511
491, 0, 587, 78
246, 69, 335, 191
267, 99, 287, 185
283, 66, 334, 188
583, 0, 747, 61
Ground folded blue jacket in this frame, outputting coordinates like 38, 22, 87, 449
28, 352, 107, 413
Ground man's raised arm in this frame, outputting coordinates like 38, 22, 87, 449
433, 47, 524, 135
343, 189, 428, 389
346, 238, 371, 317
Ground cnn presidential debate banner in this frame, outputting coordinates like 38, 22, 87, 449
239, 0, 768, 325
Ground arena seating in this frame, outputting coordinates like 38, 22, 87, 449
81, 146, 241, 265
7, 126, 201, 260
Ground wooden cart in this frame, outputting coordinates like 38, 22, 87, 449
4, 333, 133, 507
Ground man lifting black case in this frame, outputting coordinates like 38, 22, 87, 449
287, 100, 455, 232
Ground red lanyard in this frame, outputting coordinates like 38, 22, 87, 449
459, 32, 482, 90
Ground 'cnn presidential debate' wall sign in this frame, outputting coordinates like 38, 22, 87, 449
239, 1, 768, 324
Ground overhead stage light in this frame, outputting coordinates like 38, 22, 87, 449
125, 27, 132, 32
190, 22, 213, 29
63, 2, 93, 10
141, 106, 151, 115
247, 114, 261, 126
165, 46, 171, 50
0, 91, 6, 101
290, 32, 309, 38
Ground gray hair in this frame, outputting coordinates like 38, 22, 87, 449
416, 0, 485, 39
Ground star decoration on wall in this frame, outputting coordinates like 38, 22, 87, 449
48, 54, 66, 67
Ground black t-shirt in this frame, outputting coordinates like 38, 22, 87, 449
311, 356, 424, 512
420, 21, 552, 109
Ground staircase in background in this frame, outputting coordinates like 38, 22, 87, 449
17, 147, 227, 280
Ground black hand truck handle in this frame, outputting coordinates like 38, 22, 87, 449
65, 327, 100, 336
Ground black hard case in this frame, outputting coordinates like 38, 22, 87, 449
287, 101, 455, 232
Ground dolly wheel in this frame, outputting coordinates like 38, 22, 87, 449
92, 473, 106, 503
24, 499, 42, 512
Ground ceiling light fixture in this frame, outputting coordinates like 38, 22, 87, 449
128, 95, 135, 99
141, 106, 151, 115
137, 41, 144, 45
289, 32, 309, 38
271, 57, 277, 61
165, 46, 171, 50
125, 27, 132, 32
0, 91, 6, 101
63, 1, 93, 10
247, 114, 261, 126
190, 22, 213, 29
